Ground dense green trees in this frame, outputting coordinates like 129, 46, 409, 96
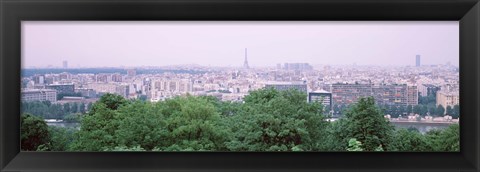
69, 93, 130, 150
390, 128, 429, 151
71, 94, 230, 151
21, 90, 460, 152
48, 126, 77, 151
21, 114, 51, 151
22, 101, 89, 119
328, 97, 394, 151
424, 124, 460, 151
226, 88, 328, 151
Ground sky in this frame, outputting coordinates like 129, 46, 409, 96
22, 21, 459, 68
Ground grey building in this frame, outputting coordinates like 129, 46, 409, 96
265, 81, 308, 93
308, 89, 332, 108
45, 84, 75, 94
22, 89, 57, 102
416, 55, 421, 67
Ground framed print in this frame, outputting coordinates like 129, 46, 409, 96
1, 0, 479, 171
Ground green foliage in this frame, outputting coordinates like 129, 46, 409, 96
22, 101, 63, 119
79, 103, 86, 113
330, 97, 394, 151
226, 88, 328, 151
419, 94, 436, 106
160, 96, 231, 151
346, 138, 363, 151
424, 124, 459, 151
95, 93, 128, 111
114, 101, 166, 150
21, 114, 51, 151
104, 145, 146, 151
436, 105, 445, 117
70, 102, 119, 151
24, 91, 459, 152
390, 128, 429, 151
452, 105, 460, 119
48, 126, 77, 151
63, 113, 82, 123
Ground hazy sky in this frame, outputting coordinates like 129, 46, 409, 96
22, 21, 459, 68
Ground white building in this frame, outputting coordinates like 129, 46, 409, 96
21, 89, 57, 102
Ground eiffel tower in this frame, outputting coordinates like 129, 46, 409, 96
243, 48, 250, 69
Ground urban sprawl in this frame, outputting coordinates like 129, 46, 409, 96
21, 54, 459, 123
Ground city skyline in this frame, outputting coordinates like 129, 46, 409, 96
22, 21, 459, 68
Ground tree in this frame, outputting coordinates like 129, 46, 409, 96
420, 105, 429, 116
346, 138, 363, 151
436, 124, 460, 151
382, 104, 391, 115
70, 94, 131, 150
48, 126, 77, 151
436, 105, 445, 117
446, 106, 453, 116
425, 124, 459, 151
87, 102, 93, 112
160, 96, 231, 151
70, 102, 119, 151
114, 100, 166, 151
226, 88, 329, 151
428, 106, 436, 116
329, 97, 394, 151
63, 113, 81, 123
71, 102, 79, 113
21, 114, 51, 151
406, 105, 413, 114
333, 104, 340, 115
390, 128, 428, 151
79, 103, 86, 114
390, 106, 399, 118
453, 105, 460, 119
95, 93, 128, 111
413, 105, 421, 115
63, 103, 71, 114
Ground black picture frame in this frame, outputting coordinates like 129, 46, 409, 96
1, 0, 479, 171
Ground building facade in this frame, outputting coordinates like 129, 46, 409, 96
21, 89, 57, 102
331, 83, 418, 106
436, 91, 459, 108
45, 84, 75, 94
308, 90, 332, 107
265, 81, 308, 93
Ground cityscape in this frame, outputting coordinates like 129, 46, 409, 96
20, 22, 459, 152
22, 53, 459, 122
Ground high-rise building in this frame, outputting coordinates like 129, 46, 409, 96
243, 48, 250, 69
331, 83, 373, 105
406, 85, 419, 105
63, 60, 68, 68
331, 83, 418, 106
416, 55, 421, 67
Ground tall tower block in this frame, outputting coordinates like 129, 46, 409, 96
416, 55, 421, 67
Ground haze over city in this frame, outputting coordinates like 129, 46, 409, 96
22, 21, 458, 68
